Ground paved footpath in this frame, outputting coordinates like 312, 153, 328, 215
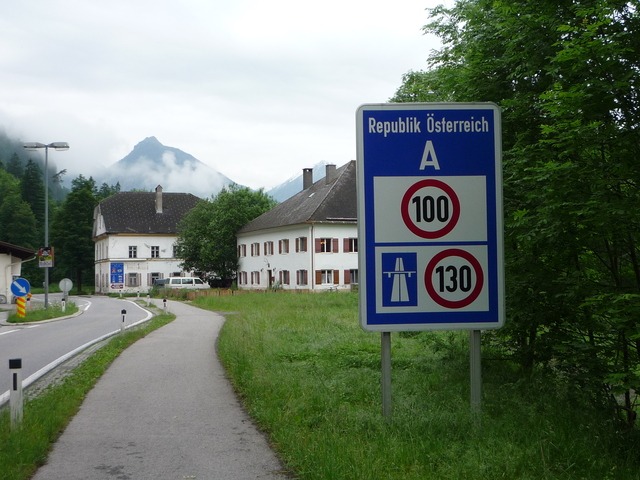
32, 300, 291, 480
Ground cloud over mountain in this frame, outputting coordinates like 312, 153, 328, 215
100, 137, 235, 198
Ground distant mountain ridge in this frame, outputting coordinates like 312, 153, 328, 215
266, 162, 330, 202
95, 136, 339, 202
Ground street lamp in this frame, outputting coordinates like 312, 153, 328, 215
23, 142, 70, 309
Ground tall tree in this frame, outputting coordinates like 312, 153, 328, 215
51, 175, 98, 292
0, 169, 38, 248
6, 152, 23, 178
21, 159, 45, 226
176, 185, 276, 286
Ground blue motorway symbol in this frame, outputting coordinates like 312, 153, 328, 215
382, 252, 417, 307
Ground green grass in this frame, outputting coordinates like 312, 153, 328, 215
194, 291, 640, 480
0, 310, 174, 480
7, 302, 79, 323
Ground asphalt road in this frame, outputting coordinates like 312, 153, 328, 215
30, 300, 290, 479
0, 294, 151, 401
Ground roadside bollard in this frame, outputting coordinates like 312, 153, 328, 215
61, 299, 66, 313
120, 309, 127, 332
9, 358, 23, 429
146, 294, 150, 306
163, 298, 167, 311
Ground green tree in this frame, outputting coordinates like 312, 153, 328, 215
6, 152, 23, 178
176, 185, 276, 286
394, 0, 640, 423
51, 175, 98, 292
0, 169, 38, 248
21, 159, 45, 226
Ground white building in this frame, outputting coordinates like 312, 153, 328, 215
237, 162, 358, 291
0, 241, 35, 303
92, 186, 200, 294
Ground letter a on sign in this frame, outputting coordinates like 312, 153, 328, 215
419, 140, 440, 170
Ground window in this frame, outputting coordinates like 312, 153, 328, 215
317, 269, 338, 285
251, 242, 260, 256
295, 236, 308, 252
316, 238, 338, 253
296, 269, 308, 286
279, 270, 290, 285
128, 246, 137, 258
251, 271, 261, 285
344, 237, 358, 253
238, 271, 247, 285
345, 269, 359, 284
264, 241, 274, 256
151, 246, 160, 258
127, 273, 139, 287
279, 239, 289, 254
150, 272, 161, 285
238, 244, 247, 257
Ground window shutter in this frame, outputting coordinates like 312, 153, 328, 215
332, 238, 339, 253
315, 270, 322, 285
315, 238, 322, 253
333, 270, 339, 284
343, 238, 349, 252
344, 269, 351, 284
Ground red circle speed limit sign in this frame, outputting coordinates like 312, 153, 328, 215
401, 179, 460, 239
424, 248, 484, 309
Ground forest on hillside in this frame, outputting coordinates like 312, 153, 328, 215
0, 133, 120, 292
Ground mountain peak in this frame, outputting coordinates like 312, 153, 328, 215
101, 137, 234, 198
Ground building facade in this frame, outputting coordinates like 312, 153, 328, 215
93, 186, 200, 294
237, 162, 358, 291
0, 241, 35, 303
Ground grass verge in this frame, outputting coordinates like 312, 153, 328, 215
0, 310, 174, 480
6, 302, 79, 323
195, 291, 640, 480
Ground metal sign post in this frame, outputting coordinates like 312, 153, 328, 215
356, 103, 504, 416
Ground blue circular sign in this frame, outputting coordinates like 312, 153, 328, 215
10, 278, 30, 297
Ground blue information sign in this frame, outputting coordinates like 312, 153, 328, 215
356, 103, 504, 331
11, 277, 30, 297
110, 262, 124, 289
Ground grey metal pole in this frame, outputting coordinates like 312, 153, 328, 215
381, 331, 392, 419
44, 145, 49, 309
470, 329, 482, 414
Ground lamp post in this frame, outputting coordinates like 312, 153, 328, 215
23, 142, 69, 309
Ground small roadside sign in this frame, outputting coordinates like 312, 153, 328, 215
10, 278, 30, 298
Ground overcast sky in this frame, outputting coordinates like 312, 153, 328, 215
0, 0, 448, 190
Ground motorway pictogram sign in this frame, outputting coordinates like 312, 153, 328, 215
357, 103, 504, 331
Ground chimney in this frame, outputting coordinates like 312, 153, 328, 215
325, 164, 337, 185
155, 185, 163, 213
302, 168, 313, 190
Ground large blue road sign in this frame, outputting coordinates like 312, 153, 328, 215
356, 103, 504, 331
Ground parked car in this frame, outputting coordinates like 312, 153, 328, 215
165, 277, 209, 289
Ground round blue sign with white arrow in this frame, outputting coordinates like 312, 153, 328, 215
10, 278, 30, 297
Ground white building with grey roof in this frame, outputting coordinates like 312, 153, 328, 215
92, 185, 201, 294
237, 161, 358, 291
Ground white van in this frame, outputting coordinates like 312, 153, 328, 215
166, 277, 209, 289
